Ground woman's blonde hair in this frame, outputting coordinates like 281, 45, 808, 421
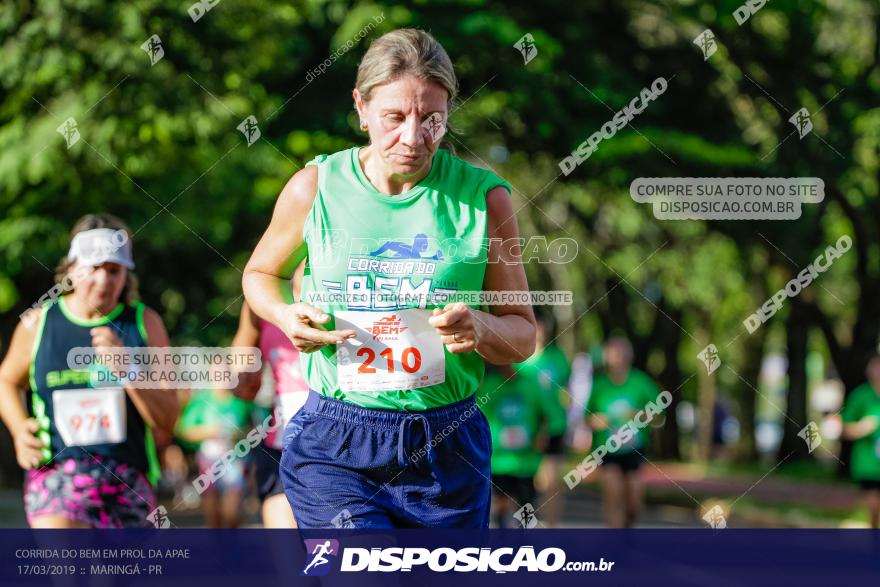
356, 28, 459, 152
355, 29, 458, 106
54, 213, 140, 304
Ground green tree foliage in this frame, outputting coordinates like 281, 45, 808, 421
1, 1, 877, 479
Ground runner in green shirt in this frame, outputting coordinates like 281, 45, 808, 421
176, 389, 253, 528
841, 355, 880, 529
587, 336, 662, 528
242, 29, 536, 528
513, 315, 569, 526
479, 364, 566, 528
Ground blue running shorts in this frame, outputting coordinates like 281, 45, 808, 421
280, 390, 492, 528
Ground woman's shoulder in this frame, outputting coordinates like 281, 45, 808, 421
591, 372, 612, 387
630, 368, 656, 385
127, 303, 167, 341
127, 300, 155, 317
304, 146, 357, 169
439, 149, 511, 200
849, 382, 874, 401
440, 148, 492, 177
298, 147, 359, 202
274, 164, 321, 218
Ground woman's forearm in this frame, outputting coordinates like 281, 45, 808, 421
243, 270, 295, 329
842, 421, 872, 441
0, 381, 29, 436
126, 387, 179, 433
178, 424, 220, 444
473, 311, 536, 364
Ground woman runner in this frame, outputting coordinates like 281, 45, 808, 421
588, 336, 661, 528
0, 214, 178, 528
243, 28, 535, 528
841, 355, 880, 529
176, 387, 253, 528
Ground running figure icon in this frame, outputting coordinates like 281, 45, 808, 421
303, 540, 335, 575
369, 233, 443, 260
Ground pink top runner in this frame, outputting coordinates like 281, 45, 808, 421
258, 319, 309, 449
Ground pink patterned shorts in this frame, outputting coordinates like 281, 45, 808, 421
24, 455, 156, 528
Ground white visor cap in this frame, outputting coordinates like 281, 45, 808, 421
67, 228, 135, 269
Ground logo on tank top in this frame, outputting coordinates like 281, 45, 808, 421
314, 233, 460, 310
46, 369, 92, 387
366, 315, 408, 341
369, 234, 443, 260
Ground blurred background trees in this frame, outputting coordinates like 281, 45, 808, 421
1, 0, 877, 484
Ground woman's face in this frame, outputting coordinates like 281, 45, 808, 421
604, 341, 632, 372
70, 261, 127, 310
354, 75, 449, 177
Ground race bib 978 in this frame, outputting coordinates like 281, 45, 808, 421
52, 388, 127, 446
334, 309, 445, 392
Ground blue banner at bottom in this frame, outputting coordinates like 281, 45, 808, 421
1, 529, 879, 586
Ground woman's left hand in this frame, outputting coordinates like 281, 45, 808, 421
90, 326, 127, 374
429, 303, 482, 354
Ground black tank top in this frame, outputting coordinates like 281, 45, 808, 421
28, 297, 161, 484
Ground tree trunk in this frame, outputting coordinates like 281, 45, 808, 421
696, 328, 716, 463
735, 324, 765, 462
778, 296, 811, 461
655, 305, 682, 460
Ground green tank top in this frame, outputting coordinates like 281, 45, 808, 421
300, 146, 511, 410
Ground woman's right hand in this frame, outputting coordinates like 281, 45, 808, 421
13, 418, 44, 470
589, 413, 610, 431
279, 303, 356, 353
858, 415, 879, 438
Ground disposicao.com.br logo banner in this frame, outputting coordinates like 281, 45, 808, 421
2, 529, 877, 586
301, 537, 613, 575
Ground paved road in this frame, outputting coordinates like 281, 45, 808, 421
0, 487, 700, 528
